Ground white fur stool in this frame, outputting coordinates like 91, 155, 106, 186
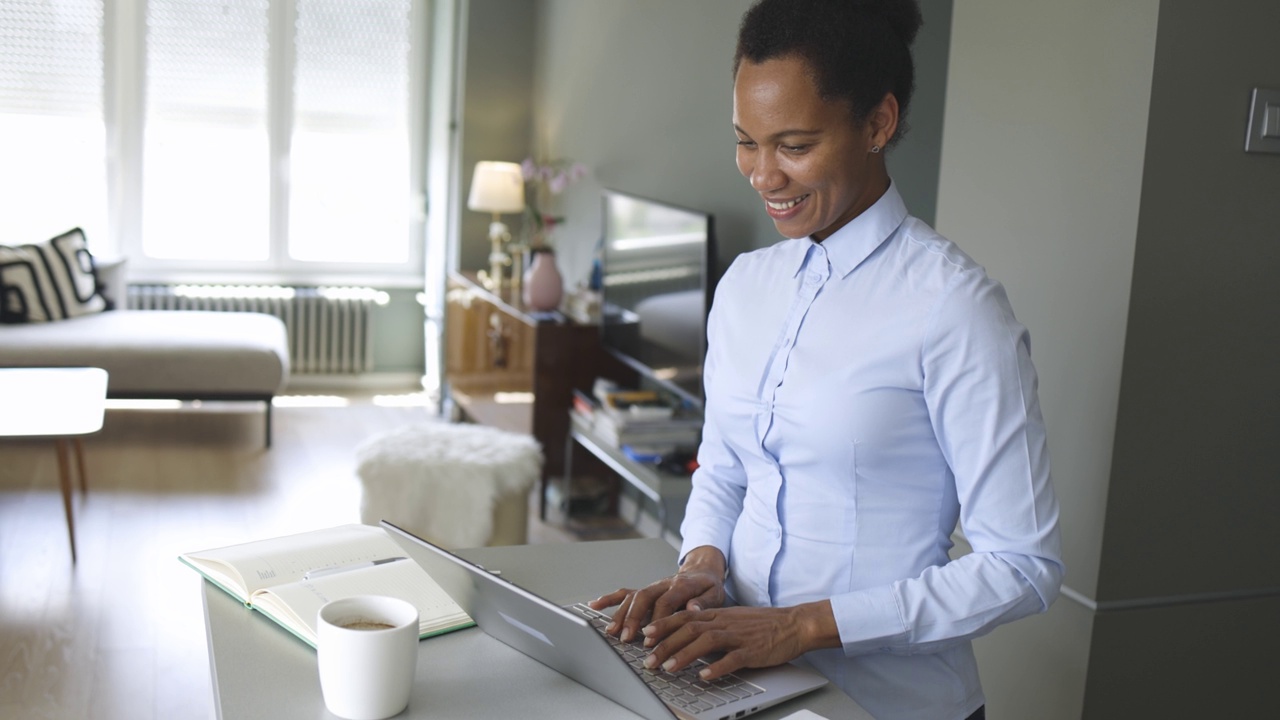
355, 422, 543, 548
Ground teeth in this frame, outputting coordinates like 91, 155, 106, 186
767, 196, 805, 210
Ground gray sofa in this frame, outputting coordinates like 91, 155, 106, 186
0, 260, 290, 446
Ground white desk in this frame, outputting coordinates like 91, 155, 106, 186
0, 366, 108, 563
201, 538, 872, 719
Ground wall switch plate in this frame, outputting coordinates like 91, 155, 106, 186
1244, 88, 1280, 154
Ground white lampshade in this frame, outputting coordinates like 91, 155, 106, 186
467, 161, 525, 214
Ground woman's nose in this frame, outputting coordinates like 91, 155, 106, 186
749, 153, 785, 193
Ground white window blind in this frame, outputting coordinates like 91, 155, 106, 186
290, 0, 412, 264
0, 0, 108, 247
143, 0, 271, 262
1, 0, 423, 280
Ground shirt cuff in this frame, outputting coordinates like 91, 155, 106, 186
677, 529, 731, 569
830, 585, 908, 655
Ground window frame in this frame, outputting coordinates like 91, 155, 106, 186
105, 0, 428, 287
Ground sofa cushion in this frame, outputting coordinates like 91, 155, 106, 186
0, 310, 289, 396
0, 227, 110, 324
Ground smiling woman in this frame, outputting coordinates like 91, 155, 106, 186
590, 2, 1063, 719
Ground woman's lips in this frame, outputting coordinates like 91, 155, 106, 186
765, 194, 809, 220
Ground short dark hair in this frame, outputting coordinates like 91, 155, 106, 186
734, 0, 922, 145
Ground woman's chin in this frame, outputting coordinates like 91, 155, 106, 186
772, 219, 815, 240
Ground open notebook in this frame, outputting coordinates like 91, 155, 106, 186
180, 524, 473, 648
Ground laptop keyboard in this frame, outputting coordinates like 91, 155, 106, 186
567, 603, 765, 715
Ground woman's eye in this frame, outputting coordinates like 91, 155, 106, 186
735, 140, 756, 149
782, 144, 808, 153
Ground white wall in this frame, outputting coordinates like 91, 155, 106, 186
935, 1, 1161, 717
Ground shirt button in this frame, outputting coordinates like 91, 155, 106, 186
806, 273, 820, 285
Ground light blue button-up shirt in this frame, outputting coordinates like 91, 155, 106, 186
679, 183, 1063, 720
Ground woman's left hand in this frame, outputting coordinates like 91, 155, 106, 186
639, 600, 840, 681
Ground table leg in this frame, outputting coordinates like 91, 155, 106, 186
73, 438, 88, 496
53, 439, 78, 564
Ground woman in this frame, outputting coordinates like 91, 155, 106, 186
590, 1, 1064, 719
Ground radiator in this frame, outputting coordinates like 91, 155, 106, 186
126, 284, 387, 374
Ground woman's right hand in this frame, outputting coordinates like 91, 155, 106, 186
588, 545, 727, 645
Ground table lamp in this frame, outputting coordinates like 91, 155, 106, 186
467, 161, 526, 290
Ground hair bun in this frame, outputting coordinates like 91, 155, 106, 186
853, 0, 923, 46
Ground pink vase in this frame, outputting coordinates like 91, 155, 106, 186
522, 249, 564, 311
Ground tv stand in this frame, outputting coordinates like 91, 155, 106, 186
443, 271, 602, 518
560, 411, 694, 536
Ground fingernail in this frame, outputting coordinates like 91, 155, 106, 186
644, 655, 658, 669
607, 621, 617, 632
621, 629, 632, 642
699, 668, 710, 679
641, 625, 654, 636
644, 637, 655, 647
662, 658, 676, 672
689, 602, 702, 612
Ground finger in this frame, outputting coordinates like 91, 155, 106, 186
606, 592, 637, 636
648, 625, 726, 674
695, 648, 750, 682
650, 577, 707, 621
589, 588, 633, 611
640, 607, 696, 648
619, 584, 667, 642
684, 584, 724, 613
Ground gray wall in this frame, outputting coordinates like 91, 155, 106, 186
455, 0, 538, 275
369, 287, 425, 373
529, 0, 953, 288
1083, 2, 1280, 716
1100, 0, 1280, 603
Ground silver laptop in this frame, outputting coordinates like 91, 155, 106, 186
383, 521, 827, 720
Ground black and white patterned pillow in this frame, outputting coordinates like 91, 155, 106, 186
0, 228, 111, 324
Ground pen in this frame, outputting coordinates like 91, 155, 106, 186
303, 556, 406, 581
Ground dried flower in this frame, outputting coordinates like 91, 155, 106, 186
520, 158, 588, 247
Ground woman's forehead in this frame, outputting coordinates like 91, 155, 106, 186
733, 56, 850, 132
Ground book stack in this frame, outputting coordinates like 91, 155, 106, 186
577, 388, 702, 452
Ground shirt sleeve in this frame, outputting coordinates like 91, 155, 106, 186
678, 269, 748, 567
829, 268, 1065, 656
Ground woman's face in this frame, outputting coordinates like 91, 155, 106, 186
733, 55, 889, 241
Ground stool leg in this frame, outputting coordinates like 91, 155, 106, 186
54, 439, 78, 564
73, 438, 89, 496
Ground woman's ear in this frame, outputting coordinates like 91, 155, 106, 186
868, 93, 900, 151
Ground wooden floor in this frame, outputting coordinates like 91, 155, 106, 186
0, 395, 637, 720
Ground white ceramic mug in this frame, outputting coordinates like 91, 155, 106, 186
317, 595, 419, 720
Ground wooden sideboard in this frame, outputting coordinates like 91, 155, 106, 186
444, 271, 609, 518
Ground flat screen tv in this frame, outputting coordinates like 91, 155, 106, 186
599, 189, 716, 407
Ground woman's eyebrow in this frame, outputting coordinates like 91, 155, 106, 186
734, 124, 822, 141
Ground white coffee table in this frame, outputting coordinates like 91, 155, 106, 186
0, 367, 109, 563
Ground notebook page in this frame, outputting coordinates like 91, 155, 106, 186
183, 524, 399, 595
251, 558, 472, 645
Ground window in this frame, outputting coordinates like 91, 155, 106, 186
0, 0, 108, 247
1, 0, 425, 282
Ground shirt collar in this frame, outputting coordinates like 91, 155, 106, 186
787, 181, 908, 279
